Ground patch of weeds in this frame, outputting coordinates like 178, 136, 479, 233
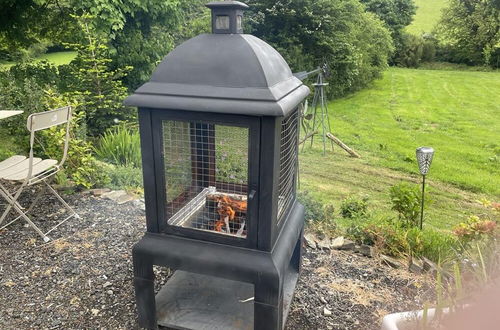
298, 191, 337, 236
340, 195, 369, 218
406, 227, 459, 262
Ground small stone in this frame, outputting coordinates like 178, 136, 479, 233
103, 281, 112, 288
116, 193, 136, 205
303, 233, 318, 249
317, 238, 331, 250
356, 245, 374, 257
331, 236, 344, 249
422, 257, 437, 273
338, 239, 356, 251
320, 296, 327, 304
409, 258, 424, 274
381, 255, 402, 269
89, 188, 111, 196
91, 309, 99, 316
102, 190, 127, 202
107, 290, 114, 295
323, 307, 332, 316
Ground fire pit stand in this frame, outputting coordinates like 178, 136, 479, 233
125, 2, 310, 329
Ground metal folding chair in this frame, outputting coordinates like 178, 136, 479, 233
0, 106, 80, 242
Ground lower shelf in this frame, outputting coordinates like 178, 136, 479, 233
156, 266, 299, 330
156, 271, 254, 330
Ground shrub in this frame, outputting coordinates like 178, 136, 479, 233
390, 182, 422, 228
406, 227, 459, 262
103, 163, 143, 191
9, 60, 59, 87
340, 195, 369, 218
362, 217, 409, 257
0, 70, 46, 143
453, 215, 498, 243
95, 124, 142, 168
297, 191, 335, 224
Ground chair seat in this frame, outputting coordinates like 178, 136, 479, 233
0, 155, 26, 171
0, 155, 58, 181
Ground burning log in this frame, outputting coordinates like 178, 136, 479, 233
208, 194, 247, 235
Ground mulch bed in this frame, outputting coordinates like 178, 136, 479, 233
0, 191, 433, 329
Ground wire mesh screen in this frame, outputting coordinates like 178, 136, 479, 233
277, 109, 299, 222
162, 120, 249, 238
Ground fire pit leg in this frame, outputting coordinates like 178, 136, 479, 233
133, 249, 157, 329
254, 276, 283, 330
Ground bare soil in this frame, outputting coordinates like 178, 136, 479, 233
0, 191, 432, 329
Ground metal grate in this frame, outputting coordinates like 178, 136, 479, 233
277, 109, 299, 222
162, 120, 249, 238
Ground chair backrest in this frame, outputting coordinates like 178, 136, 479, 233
27, 106, 72, 132
24, 106, 73, 179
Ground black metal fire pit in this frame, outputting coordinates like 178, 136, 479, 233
124, 1, 310, 329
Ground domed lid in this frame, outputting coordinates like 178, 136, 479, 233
124, 1, 309, 117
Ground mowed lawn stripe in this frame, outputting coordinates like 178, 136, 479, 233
326, 68, 499, 196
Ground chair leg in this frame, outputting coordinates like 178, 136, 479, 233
0, 180, 78, 242
0, 183, 25, 226
0, 187, 50, 242
43, 180, 80, 219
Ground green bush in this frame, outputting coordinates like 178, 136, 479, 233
95, 124, 142, 168
340, 195, 369, 218
8, 60, 59, 87
0, 70, 46, 143
362, 217, 409, 257
103, 163, 143, 190
298, 191, 335, 223
405, 227, 459, 262
390, 182, 422, 228
344, 214, 458, 261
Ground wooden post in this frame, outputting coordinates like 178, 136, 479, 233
326, 133, 361, 158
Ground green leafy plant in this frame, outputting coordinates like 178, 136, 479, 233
102, 163, 143, 191
298, 191, 335, 223
340, 195, 369, 218
390, 182, 423, 228
452, 215, 497, 243
405, 227, 458, 262
95, 124, 142, 168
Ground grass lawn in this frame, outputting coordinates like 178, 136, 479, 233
407, 0, 449, 35
300, 67, 499, 230
0, 51, 77, 69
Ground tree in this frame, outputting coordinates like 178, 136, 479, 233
65, 14, 134, 136
359, 0, 417, 62
0, 0, 77, 59
69, 0, 183, 89
359, 0, 416, 36
437, 0, 500, 67
246, 0, 394, 98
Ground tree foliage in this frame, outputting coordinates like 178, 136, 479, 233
359, 0, 416, 36
69, 0, 182, 89
437, 0, 500, 68
359, 0, 417, 63
0, 1, 77, 59
64, 14, 134, 136
246, 0, 394, 98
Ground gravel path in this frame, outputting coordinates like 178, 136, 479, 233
0, 191, 432, 329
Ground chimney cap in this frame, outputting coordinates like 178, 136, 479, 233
206, 1, 249, 10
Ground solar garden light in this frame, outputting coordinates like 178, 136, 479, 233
416, 147, 434, 230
